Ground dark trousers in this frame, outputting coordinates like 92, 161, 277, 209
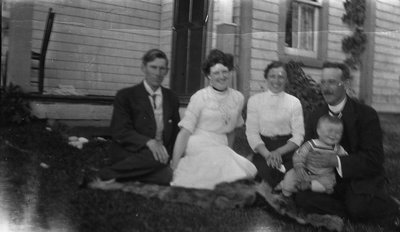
98, 143, 172, 185
252, 134, 294, 188
294, 180, 399, 221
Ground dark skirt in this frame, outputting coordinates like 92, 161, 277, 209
252, 134, 294, 188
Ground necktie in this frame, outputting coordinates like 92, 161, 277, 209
150, 94, 157, 109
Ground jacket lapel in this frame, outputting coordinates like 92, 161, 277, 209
137, 82, 155, 119
340, 97, 358, 153
161, 87, 172, 124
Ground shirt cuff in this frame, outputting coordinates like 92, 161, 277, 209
252, 142, 265, 153
289, 136, 303, 147
178, 119, 194, 134
336, 156, 343, 177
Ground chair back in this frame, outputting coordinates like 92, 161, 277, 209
40, 8, 55, 62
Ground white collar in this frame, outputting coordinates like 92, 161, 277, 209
328, 96, 347, 114
143, 80, 162, 96
209, 85, 229, 95
313, 139, 334, 149
266, 89, 285, 97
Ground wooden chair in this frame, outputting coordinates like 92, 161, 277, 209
31, 8, 55, 94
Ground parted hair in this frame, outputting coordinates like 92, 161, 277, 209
142, 49, 168, 66
264, 61, 287, 79
202, 49, 234, 76
322, 62, 351, 81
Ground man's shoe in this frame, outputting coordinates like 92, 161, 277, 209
88, 177, 117, 189
306, 214, 344, 232
378, 215, 400, 232
386, 215, 400, 231
78, 171, 115, 189
78, 172, 97, 189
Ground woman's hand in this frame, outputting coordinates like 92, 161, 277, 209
170, 158, 180, 171
170, 128, 191, 171
267, 150, 282, 169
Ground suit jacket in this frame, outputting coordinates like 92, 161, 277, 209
305, 96, 385, 194
109, 82, 180, 161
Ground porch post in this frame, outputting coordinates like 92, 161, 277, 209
216, 23, 237, 88
238, 0, 252, 99
215, 0, 236, 54
359, 0, 376, 105
7, 1, 33, 91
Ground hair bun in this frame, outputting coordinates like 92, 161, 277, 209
202, 49, 234, 75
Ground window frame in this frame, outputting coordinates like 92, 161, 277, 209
278, 0, 328, 68
170, 0, 209, 105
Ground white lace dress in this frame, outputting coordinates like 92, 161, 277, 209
171, 86, 257, 189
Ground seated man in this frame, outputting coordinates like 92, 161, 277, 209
295, 62, 399, 229
95, 49, 180, 185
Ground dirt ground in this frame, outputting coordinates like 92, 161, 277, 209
0, 112, 399, 232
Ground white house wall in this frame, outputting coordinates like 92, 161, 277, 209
209, 0, 397, 111
240, 0, 352, 96
19, 0, 400, 112
372, 0, 400, 112
159, 0, 174, 69
31, 0, 172, 96
326, 0, 360, 97
248, 0, 280, 96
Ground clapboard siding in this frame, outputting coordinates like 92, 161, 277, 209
252, 19, 278, 32
44, 50, 140, 68
247, 0, 348, 96
159, 0, 173, 88
251, 48, 277, 60
253, 0, 279, 14
33, 4, 160, 29
372, 0, 400, 112
326, 0, 355, 99
248, 0, 279, 96
23, 0, 400, 112
253, 9, 279, 23
252, 31, 278, 43
326, 2, 349, 62
31, 0, 165, 95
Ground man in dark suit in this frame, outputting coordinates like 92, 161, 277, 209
97, 49, 180, 185
294, 62, 399, 228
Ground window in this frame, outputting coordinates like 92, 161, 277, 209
170, 0, 209, 105
285, 0, 320, 57
278, 0, 328, 67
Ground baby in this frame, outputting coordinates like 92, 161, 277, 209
276, 114, 348, 196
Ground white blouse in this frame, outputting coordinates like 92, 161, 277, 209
179, 86, 244, 135
245, 90, 305, 151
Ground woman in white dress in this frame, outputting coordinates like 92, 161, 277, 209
170, 49, 257, 189
246, 61, 305, 188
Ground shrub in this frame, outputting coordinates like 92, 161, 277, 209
285, 60, 325, 120
0, 83, 33, 126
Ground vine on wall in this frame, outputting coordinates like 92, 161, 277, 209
341, 0, 367, 69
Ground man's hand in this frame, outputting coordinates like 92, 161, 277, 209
294, 165, 309, 182
146, 139, 169, 164
306, 150, 338, 168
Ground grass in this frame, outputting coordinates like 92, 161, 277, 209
0, 113, 399, 232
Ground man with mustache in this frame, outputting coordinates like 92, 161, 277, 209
294, 62, 399, 229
